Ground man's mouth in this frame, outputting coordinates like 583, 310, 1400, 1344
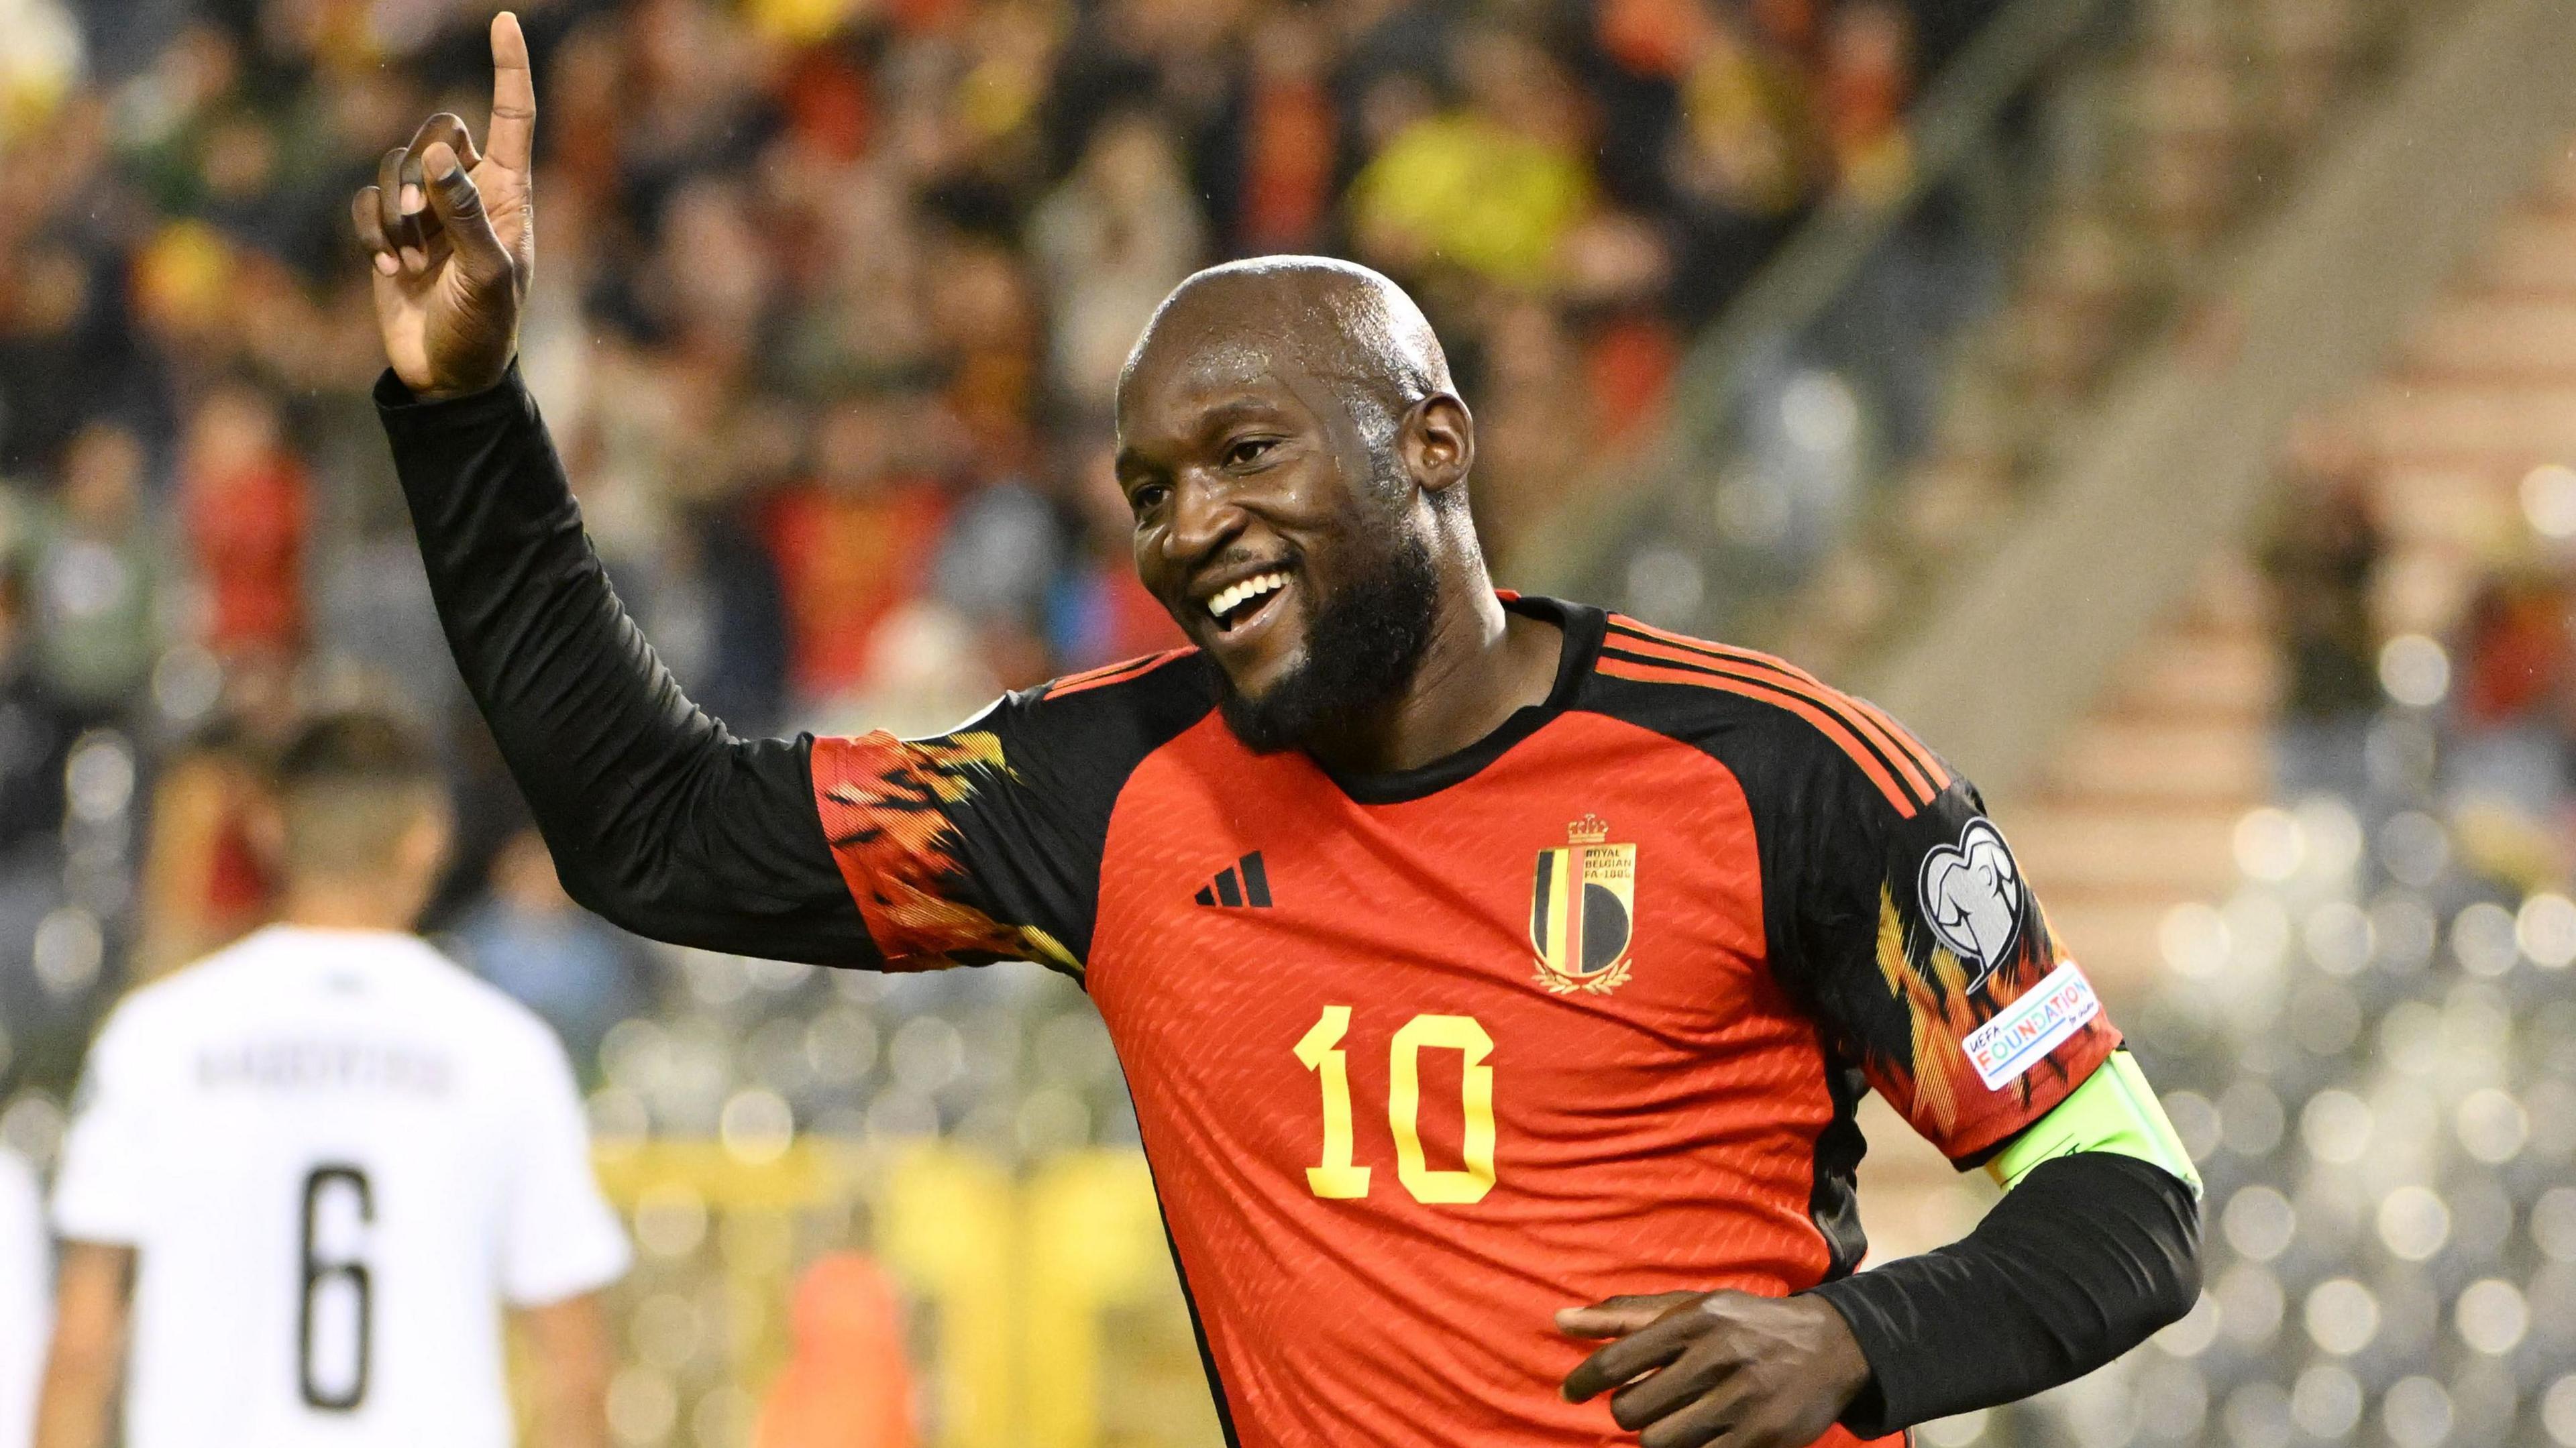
1204, 569, 1291, 636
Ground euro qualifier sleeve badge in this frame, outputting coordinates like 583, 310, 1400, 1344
1529, 815, 1636, 995
1915, 816, 2022, 995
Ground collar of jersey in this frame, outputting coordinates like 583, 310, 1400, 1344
1310, 593, 1607, 806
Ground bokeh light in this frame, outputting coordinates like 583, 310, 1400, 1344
2304, 1278, 2380, 1355
2377, 635, 2451, 708
2377, 1186, 2451, 1262
2522, 463, 2576, 537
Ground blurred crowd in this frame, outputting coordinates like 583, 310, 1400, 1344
0, 0, 2010, 1117
2264, 443, 2576, 889
0, 0, 2004, 1108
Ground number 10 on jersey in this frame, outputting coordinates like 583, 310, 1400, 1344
1293, 1007, 1495, 1205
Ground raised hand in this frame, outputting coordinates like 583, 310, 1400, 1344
352, 12, 537, 398
1558, 1290, 1872, 1448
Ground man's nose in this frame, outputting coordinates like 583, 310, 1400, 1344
1162, 472, 1244, 565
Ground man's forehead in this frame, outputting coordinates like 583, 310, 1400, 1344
1120, 334, 1319, 432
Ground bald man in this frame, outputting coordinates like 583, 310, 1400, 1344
355, 19, 2200, 1448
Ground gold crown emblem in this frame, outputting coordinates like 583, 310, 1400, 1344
1566, 814, 1610, 844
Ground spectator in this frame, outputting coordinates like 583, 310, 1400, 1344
822, 599, 1008, 738
641, 500, 793, 738
310, 527, 455, 730
753, 1254, 916, 1448
2446, 565, 2576, 832
1820, 0, 1914, 201
179, 380, 306, 664
1028, 111, 1208, 412
447, 828, 651, 1084
761, 394, 953, 716
649, 176, 777, 382
926, 241, 1046, 443
0, 568, 71, 864
1470, 296, 1594, 551
1045, 445, 1187, 669
1657, 5, 1823, 317
1668, 7, 1820, 217
935, 451, 1069, 691
2260, 425, 2386, 803
1348, 28, 1595, 292
1214, 6, 1340, 256
130, 721, 273, 983
0, 237, 146, 480
25, 422, 164, 726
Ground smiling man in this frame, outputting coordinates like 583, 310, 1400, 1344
356, 18, 2200, 1447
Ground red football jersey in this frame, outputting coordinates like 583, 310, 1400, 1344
811, 597, 2119, 1447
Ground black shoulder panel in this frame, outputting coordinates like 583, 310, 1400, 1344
932, 650, 1220, 968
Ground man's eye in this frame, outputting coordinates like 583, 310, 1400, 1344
1226, 439, 1276, 467
1129, 484, 1169, 517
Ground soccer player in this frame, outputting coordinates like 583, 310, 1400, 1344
1, 1144, 42, 1448
36, 712, 629, 1448
354, 19, 2201, 1447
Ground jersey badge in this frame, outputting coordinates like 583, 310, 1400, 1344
1961, 960, 2100, 1089
1529, 815, 1636, 995
1918, 816, 2022, 991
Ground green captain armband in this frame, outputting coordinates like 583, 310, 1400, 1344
1986, 1051, 2202, 1197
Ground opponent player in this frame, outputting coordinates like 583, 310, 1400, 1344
1, 1144, 41, 1448
355, 19, 2200, 1447
36, 712, 628, 1448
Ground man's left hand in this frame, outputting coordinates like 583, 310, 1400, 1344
1557, 1290, 1872, 1448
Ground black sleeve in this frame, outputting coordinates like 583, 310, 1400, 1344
376, 366, 879, 966
1806, 1152, 2203, 1436
1754, 724, 2123, 1164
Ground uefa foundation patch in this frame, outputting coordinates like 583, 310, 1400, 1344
1964, 960, 2101, 1090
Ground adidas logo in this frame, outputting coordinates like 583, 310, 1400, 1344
1193, 852, 1273, 908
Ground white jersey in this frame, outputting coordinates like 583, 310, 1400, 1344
0, 1146, 43, 1448
51, 925, 631, 1448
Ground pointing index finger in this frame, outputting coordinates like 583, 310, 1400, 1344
486, 11, 536, 171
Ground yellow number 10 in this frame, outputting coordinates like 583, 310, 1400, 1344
1293, 1008, 1495, 1205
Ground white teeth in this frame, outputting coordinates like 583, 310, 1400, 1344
1207, 571, 1288, 622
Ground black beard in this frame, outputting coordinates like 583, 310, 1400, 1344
1218, 529, 1440, 755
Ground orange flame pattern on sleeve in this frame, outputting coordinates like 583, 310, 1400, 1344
1872, 883, 1972, 1138
810, 731, 1074, 970
1868, 885, 2100, 1154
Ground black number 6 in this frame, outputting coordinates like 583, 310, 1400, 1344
299, 1165, 373, 1411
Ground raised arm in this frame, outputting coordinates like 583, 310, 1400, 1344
354, 16, 873, 964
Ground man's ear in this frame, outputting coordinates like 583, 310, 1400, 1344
398, 800, 456, 891
1400, 394, 1474, 502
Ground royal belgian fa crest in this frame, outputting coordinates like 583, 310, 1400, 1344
1529, 815, 1637, 995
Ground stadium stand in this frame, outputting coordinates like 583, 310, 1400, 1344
1524, 0, 2476, 663
1904, 92, 2576, 1448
